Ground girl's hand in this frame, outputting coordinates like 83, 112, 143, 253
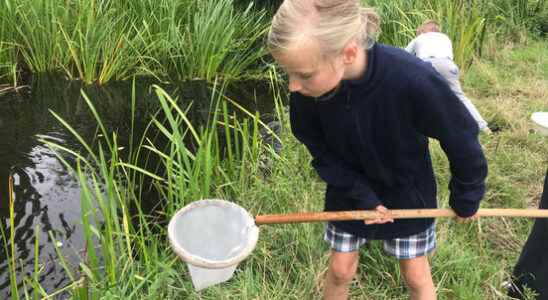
364, 205, 394, 225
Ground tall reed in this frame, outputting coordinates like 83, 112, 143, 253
0, 0, 269, 84
0, 2, 16, 86
4, 0, 68, 73
59, 1, 144, 85
0, 44, 16, 86
163, 0, 268, 82
482, 0, 547, 38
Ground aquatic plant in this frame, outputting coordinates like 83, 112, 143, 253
159, 0, 268, 82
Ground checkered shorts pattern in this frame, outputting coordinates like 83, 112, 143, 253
324, 222, 436, 259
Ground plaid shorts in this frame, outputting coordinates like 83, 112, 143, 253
324, 222, 436, 259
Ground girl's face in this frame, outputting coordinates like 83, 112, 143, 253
273, 40, 346, 98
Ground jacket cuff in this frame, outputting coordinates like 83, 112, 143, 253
449, 178, 485, 217
450, 199, 481, 218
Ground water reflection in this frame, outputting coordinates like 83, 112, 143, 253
0, 79, 89, 296
0, 76, 275, 297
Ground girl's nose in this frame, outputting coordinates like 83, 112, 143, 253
288, 77, 302, 92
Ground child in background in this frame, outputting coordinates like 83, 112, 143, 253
406, 20, 492, 134
268, 1, 487, 299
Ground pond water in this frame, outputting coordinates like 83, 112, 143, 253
0, 76, 275, 297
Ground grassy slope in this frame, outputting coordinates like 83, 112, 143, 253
427, 38, 548, 300
188, 39, 548, 300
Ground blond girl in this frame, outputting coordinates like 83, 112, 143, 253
268, 1, 487, 299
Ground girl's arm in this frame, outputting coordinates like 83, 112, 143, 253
410, 71, 488, 218
290, 94, 381, 210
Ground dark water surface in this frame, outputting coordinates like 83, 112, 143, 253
0, 76, 275, 297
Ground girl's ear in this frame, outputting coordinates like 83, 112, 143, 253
342, 40, 359, 64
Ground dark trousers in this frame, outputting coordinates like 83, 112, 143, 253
509, 167, 548, 299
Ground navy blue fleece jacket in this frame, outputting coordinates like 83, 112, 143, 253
289, 43, 488, 239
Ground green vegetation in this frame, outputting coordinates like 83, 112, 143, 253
6, 40, 548, 298
369, 0, 487, 68
0, 0, 546, 85
3, 0, 548, 299
369, 0, 547, 68
0, 0, 269, 85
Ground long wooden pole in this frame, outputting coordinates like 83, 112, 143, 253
255, 208, 548, 225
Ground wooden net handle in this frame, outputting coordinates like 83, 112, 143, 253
255, 208, 548, 225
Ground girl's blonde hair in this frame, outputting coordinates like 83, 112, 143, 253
268, 0, 380, 58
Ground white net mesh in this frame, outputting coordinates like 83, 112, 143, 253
168, 199, 259, 290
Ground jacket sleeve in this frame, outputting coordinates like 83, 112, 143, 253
290, 94, 381, 210
410, 70, 488, 217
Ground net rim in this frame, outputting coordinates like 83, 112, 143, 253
168, 199, 259, 269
